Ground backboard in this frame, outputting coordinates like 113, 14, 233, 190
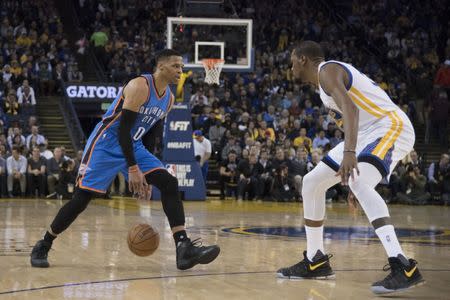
167, 17, 253, 72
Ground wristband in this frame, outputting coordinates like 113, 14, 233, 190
128, 165, 139, 172
344, 150, 356, 153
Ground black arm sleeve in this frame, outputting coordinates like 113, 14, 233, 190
118, 109, 138, 167
142, 118, 164, 154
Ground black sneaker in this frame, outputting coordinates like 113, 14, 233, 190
371, 255, 425, 294
277, 250, 335, 279
176, 238, 220, 270
30, 240, 51, 268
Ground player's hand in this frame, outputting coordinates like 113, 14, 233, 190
138, 185, 152, 201
336, 151, 360, 186
128, 165, 147, 195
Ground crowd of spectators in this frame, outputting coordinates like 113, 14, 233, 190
3, 0, 445, 202
0, 0, 86, 199
74, 0, 450, 204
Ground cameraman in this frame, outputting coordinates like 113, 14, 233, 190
56, 160, 77, 200
271, 163, 295, 202
397, 165, 430, 205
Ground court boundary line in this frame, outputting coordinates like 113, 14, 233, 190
1, 269, 449, 295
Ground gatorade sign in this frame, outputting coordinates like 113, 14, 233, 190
65, 83, 122, 101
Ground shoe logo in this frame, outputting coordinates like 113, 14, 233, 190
404, 266, 417, 278
309, 261, 327, 271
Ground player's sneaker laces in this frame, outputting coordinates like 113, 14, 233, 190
371, 255, 425, 294
176, 238, 220, 270
277, 250, 335, 279
30, 240, 51, 268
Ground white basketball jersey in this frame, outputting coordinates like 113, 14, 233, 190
318, 60, 400, 131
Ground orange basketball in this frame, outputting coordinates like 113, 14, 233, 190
127, 224, 160, 257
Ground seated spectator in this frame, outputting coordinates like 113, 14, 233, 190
16, 80, 36, 106
208, 120, 226, 158
219, 150, 239, 199
258, 149, 273, 200
56, 160, 76, 200
0, 155, 6, 197
271, 163, 295, 202
287, 120, 301, 141
37, 61, 54, 95
12, 134, 26, 154
428, 154, 450, 198
2, 64, 14, 85
26, 126, 45, 150
288, 148, 309, 200
26, 116, 39, 132
6, 146, 27, 197
397, 165, 430, 205
221, 136, 242, 161
7, 127, 25, 150
329, 129, 344, 148
247, 121, 259, 141
67, 63, 83, 82
293, 128, 312, 153
307, 150, 322, 172
4, 92, 20, 120
73, 150, 83, 171
46, 147, 64, 197
237, 153, 264, 201
60, 146, 71, 161
312, 130, 330, 150
271, 148, 289, 172
403, 150, 426, 174
190, 88, 208, 107
27, 147, 46, 197
0, 144, 8, 159
17, 86, 36, 116
257, 120, 275, 142
39, 142, 54, 160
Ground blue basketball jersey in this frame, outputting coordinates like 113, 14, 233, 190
98, 74, 174, 143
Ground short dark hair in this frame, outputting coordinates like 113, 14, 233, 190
12, 145, 21, 153
294, 41, 325, 61
155, 49, 181, 64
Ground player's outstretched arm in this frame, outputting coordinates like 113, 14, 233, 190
319, 64, 359, 185
119, 77, 149, 195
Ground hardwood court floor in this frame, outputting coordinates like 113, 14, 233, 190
0, 198, 449, 299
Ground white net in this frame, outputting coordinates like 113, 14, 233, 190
202, 59, 224, 85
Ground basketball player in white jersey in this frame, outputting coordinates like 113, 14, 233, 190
277, 41, 425, 294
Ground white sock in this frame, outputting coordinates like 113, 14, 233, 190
375, 225, 406, 258
305, 225, 324, 261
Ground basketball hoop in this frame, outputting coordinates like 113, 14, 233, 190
202, 58, 224, 85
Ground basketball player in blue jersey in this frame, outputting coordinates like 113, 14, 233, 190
30, 49, 220, 270
276, 41, 424, 294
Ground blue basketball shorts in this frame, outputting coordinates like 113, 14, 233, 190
76, 132, 164, 194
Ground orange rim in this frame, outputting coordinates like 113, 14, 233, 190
202, 59, 224, 69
